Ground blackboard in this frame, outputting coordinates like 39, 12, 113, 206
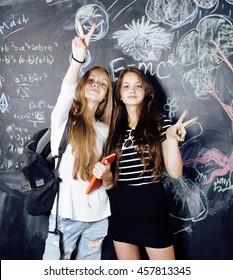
0, 0, 233, 260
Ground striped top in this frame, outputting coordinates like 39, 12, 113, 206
118, 115, 171, 186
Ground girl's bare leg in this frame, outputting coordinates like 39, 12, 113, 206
145, 245, 175, 260
113, 241, 141, 260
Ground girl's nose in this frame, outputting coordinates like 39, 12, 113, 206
93, 82, 99, 88
130, 87, 135, 93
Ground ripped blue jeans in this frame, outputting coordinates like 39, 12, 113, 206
43, 215, 108, 260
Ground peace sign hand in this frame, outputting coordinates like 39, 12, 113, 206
72, 19, 96, 62
166, 110, 198, 142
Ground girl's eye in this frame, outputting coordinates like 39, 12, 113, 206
123, 85, 129, 89
101, 83, 107, 88
137, 84, 142, 88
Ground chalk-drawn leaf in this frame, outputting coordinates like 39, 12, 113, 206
176, 30, 199, 65
193, 0, 218, 9
177, 14, 233, 99
145, 0, 198, 28
197, 15, 233, 63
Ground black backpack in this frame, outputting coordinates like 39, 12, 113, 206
21, 126, 68, 259
21, 126, 67, 216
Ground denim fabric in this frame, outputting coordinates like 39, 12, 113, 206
43, 215, 108, 260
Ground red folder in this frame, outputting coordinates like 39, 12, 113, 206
85, 153, 116, 194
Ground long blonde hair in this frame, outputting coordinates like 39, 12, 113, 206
68, 67, 113, 181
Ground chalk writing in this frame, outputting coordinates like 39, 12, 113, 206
157, 53, 180, 79
8, 133, 30, 148
0, 41, 59, 66
15, 72, 48, 100
0, 160, 22, 170
0, 14, 30, 37
29, 100, 54, 110
109, 58, 162, 81
213, 173, 233, 193
1, 124, 30, 157
13, 111, 46, 126
109, 57, 181, 82
109, 57, 125, 81
0, 54, 54, 65
0, 75, 4, 89
0, 41, 57, 52
10, 123, 28, 133
0, 123, 31, 170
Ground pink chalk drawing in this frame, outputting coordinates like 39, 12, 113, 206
184, 148, 233, 185
207, 81, 233, 121
209, 39, 233, 72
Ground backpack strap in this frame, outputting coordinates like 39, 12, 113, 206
53, 122, 69, 174
36, 128, 51, 155
48, 122, 69, 260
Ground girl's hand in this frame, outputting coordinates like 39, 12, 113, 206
166, 110, 198, 142
93, 160, 112, 182
72, 19, 96, 62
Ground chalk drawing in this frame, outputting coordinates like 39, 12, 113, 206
194, 0, 219, 9
176, 14, 233, 99
145, 0, 198, 28
207, 80, 233, 121
109, 0, 137, 22
0, 93, 9, 113
163, 98, 179, 119
112, 16, 173, 62
184, 148, 233, 185
163, 175, 208, 222
225, 0, 233, 5
75, 4, 109, 42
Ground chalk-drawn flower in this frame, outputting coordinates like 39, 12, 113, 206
163, 98, 179, 120
112, 16, 173, 62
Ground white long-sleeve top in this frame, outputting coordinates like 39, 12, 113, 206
50, 81, 111, 222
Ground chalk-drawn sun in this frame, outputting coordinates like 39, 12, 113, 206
112, 16, 173, 62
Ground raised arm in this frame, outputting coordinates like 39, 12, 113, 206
162, 110, 198, 179
51, 19, 96, 154
63, 19, 96, 85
